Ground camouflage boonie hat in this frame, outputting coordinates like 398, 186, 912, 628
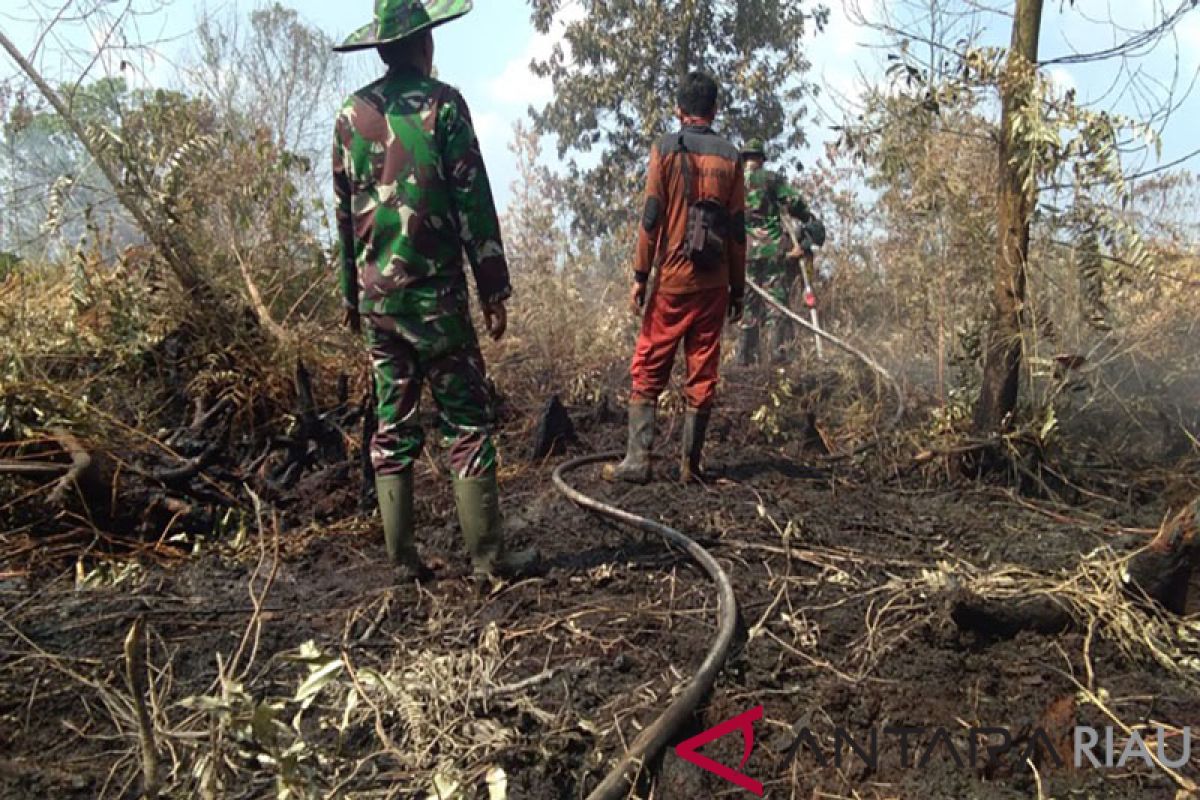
741, 138, 767, 159
334, 0, 473, 53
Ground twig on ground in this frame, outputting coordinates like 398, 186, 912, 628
467, 659, 596, 704
0, 460, 68, 476
229, 486, 279, 681
340, 650, 405, 761
748, 583, 788, 642
123, 617, 159, 800
151, 439, 224, 486
1028, 758, 1047, 800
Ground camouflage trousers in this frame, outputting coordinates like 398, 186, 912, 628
365, 312, 497, 479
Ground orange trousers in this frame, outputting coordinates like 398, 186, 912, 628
630, 286, 728, 409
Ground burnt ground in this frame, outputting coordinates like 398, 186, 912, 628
2, 366, 1199, 800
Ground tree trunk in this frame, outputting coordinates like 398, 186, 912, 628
972, 0, 1044, 434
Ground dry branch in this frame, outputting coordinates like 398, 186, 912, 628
0, 461, 68, 476
189, 396, 235, 433
123, 617, 159, 800
46, 427, 96, 508
467, 659, 596, 704
152, 439, 224, 486
232, 246, 288, 344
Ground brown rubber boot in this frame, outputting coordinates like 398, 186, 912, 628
602, 401, 655, 484
680, 407, 712, 483
376, 471, 432, 582
453, 470, 542, 581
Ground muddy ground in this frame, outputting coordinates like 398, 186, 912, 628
2, 365, 1198, 800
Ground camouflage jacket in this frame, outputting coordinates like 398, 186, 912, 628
744, 167, 811, 260
333, 67, 511, 318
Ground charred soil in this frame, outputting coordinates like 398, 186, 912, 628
2, 367, 1198, 800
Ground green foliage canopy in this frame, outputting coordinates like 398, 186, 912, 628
527, 0, 829, 231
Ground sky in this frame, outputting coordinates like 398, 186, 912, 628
3, 0, 1199, 212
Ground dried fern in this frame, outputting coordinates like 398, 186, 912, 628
40, 174, 76, 237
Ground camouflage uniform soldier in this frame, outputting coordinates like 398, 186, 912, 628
737, 138, 813, 366
332, 0, 538, 582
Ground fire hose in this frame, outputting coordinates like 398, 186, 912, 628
552, 281, 904, 798
552, 453, 738, 800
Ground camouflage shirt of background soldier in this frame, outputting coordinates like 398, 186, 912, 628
333, 69, 511, 322
745, 167, 811, 260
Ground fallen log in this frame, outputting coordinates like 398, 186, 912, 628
951, 496, 1200, 640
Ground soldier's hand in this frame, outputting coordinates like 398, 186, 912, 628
483, 301, 507, 341
728, 296, 744, 325
343, 307, 361, 335
630, 282, 647, 314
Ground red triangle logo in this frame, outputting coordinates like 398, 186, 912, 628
673, 705, 765, 795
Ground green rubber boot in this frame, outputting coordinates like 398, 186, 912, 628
680, 407, 712, 483
453, 470, 541, 581
602, 401, 655, 484
376, 471, 431, 582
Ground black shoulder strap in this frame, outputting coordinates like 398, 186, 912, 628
677, 132, 695, 205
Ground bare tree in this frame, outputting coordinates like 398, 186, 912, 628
188, 3, 347, 163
